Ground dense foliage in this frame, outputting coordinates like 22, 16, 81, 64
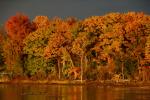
0, 12, 150, 81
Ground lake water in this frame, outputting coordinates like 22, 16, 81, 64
0, 84, 150, 100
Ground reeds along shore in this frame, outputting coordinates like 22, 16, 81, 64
0, 12, 150, 82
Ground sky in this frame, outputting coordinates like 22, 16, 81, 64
0, 0, 150, 24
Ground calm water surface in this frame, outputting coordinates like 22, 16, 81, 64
0, 84, 150, 100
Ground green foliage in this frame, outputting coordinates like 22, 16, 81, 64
85, 68, 98, 80
124, 58, 138, 78
23, 27, 52, 56
24, 55, 55, 76
23, 27, 53, 77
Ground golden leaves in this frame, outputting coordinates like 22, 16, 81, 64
44, 19, 73, 59
33, 16, 50, 29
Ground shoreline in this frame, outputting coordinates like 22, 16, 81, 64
0, 79, 150, 87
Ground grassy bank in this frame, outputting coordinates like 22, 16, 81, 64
0, 78, 150, 87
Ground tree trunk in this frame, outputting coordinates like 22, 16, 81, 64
58, 58, 61, 80
80, 55, 83, 82
84, 55, 88, 71
62, 58, 65, 77
70, 56, 75, 67
121, 62, 124, 79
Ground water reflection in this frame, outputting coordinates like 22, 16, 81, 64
0, 84, 150, 100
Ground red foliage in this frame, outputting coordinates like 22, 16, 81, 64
5, 13, 35, 41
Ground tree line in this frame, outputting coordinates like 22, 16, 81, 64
0, 12, 150, 81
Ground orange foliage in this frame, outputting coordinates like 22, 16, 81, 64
44, 18, 72, 59
67, 67, 81, 80
33, 16, 50, 29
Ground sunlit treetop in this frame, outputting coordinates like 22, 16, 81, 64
65, 17, 78, 26
81, 16, 102, 34
33, 16, 50, 29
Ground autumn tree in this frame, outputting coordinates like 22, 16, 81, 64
4, 13, 35, 76
44, 17, 73, 79
119, 12, 150, 78
71, 16, 103, 81
84, 13, 124, 79
23, 15, 57, 79
23, 27, 52, 78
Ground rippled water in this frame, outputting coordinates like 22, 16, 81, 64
0, 84, 150, 100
